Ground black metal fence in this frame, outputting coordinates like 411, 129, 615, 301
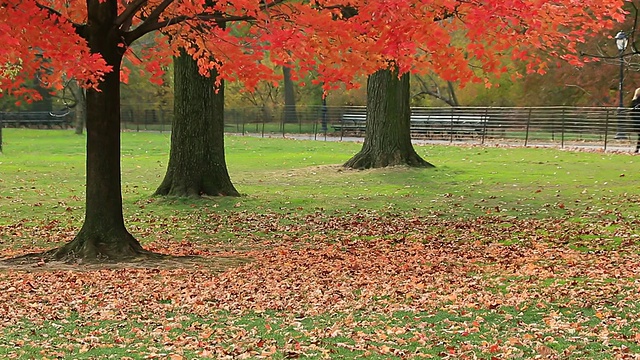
119, 105, 639, 150
3, 106, 639, 151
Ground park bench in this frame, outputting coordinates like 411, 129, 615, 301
0, 111, 71, 129
410, 114, 486, 139
332, 113, 367, 134
333, 112, 487, 138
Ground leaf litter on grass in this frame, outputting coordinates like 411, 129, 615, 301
1, 211, 640, 358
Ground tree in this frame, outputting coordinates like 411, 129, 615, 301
0, 0, 627, 261
0, 1, 277, 261
344, 69, 433, 169
521, 2, 640, 107
282, 66, 298, 123
328, 1, 626, 168
155, 49, 239, 197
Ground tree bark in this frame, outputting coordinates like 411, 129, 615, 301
155, 49, 239, 197
52, 0, 144, 261
344, 69, 434, 169
0, 114, 3, 153
282, 66, 298, 123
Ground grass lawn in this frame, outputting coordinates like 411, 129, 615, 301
1, 129, 639, 359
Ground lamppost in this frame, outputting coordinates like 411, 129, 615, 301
615, 30, 629, 140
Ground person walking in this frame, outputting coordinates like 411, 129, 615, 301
631, 88, 640, 153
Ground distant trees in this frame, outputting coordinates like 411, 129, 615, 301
282, 66, 299, 123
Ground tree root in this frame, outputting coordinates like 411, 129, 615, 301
344, 149, 434, 169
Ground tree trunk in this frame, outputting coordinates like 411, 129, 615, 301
447, 81, 459, 107
52, 0, 144, 261
282, 66, 298, 123
69, 80, 87, 135
0, 114, 3, 153
32, 75, 53, 112
344, 69, 434, 169
155, 49, 239, 197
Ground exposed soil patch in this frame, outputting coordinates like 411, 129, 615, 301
0, 251, 251, 273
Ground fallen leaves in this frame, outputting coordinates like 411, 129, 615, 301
1, 211, 640, 358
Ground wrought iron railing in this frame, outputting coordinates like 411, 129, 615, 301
119, 105, 638, 151
4, 105, 637, 151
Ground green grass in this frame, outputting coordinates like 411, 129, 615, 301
3, 305, 639, 359
1, 128, 639, 250
2, 129, 640, 359
1, 129, 638, 223
1, 128, 638, 252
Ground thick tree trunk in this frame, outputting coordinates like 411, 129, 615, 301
52, 0, 144, 261
344, 69, 434, 169
155, 49, 239, 197
282, 66, 298, 123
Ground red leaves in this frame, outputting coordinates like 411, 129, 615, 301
0, 1, 110, 100
0, 0, 627, 100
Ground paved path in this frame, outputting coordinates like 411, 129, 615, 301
239, 132, 639, 153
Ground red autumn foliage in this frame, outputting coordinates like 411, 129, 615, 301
0, 0, 627, 100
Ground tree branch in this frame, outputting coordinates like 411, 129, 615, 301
115, 0, 148, 29
124, 0, 288, 44
126, 14, 254, 44
412, 75, 458, 107
630, 2, 638, 54
124, 0, 174, 42
34, 1, 85, 36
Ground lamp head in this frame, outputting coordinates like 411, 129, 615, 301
615, 31, 629, 51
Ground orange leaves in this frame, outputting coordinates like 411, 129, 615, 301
0, 0, 627, 97
0, 1, 110, 100
2, 209, 640, 357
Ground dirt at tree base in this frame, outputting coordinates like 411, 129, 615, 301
343, 151, 434, 169
0, 251, 251, 273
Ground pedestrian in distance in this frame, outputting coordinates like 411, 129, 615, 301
630, 88, 640, 153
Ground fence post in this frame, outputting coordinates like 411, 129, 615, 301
553, 109, 563, 142
324, 108, 329, 141
561, 109, 566, 149
313, 119, 317, 140
236, 110, 241, 133
481, 108, 488, 145
127, 108, 133, 132
449, 107, 455, 144
524, 108, 533, 147
299, 113, 302, 134
604, 108, 610, 151
135, 109, 140, 132
0, 112, 3, 153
